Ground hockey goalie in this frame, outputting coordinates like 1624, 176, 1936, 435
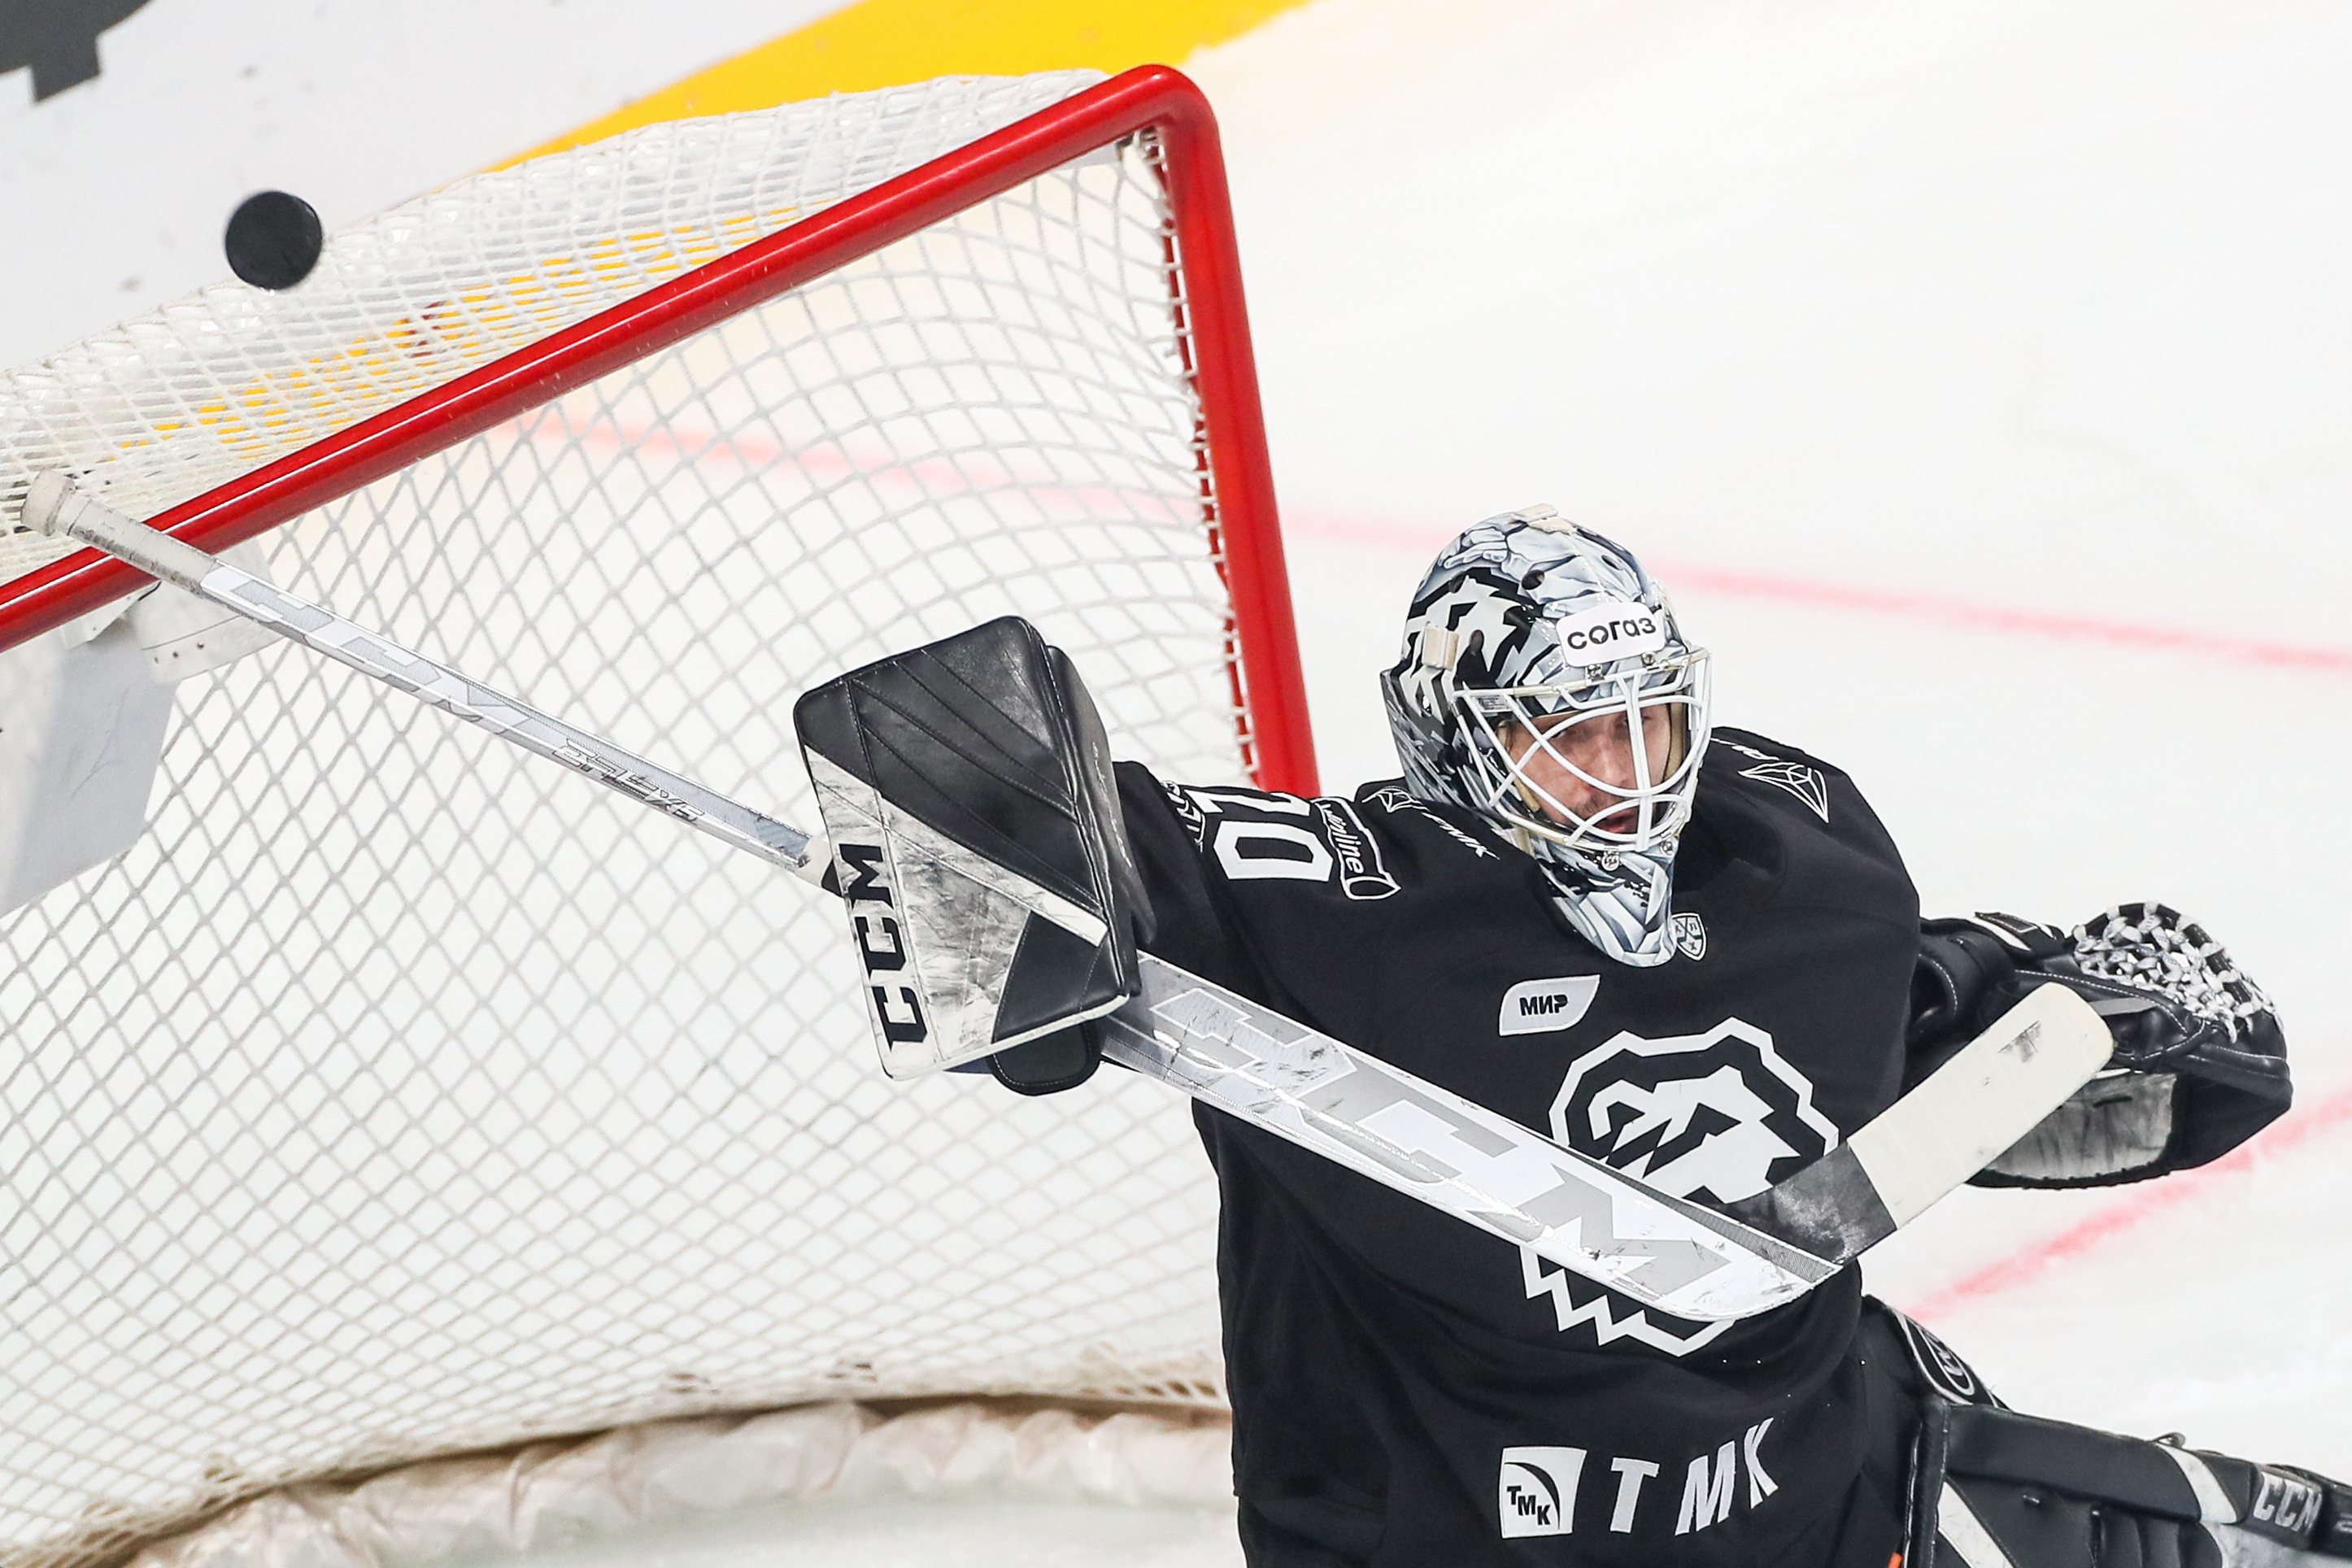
22, 472, 2329, 1566
794, 507, 2331, 1568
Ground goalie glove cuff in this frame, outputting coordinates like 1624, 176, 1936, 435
1908, 914, 2067, 1059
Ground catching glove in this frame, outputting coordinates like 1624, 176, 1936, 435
1908, 904, 2289, 1187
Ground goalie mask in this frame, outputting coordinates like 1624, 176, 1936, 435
1382, 507, 1712, 967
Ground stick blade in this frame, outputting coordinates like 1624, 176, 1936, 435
1852, 982, 2113, 1226
1729, 982, 2114, 1260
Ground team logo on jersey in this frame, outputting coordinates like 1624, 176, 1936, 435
1499, 1448, 1582, 1537
1499, 975, 1600, 1036
1670, 912, 1707, 961
1520, 1019, 1838, 1354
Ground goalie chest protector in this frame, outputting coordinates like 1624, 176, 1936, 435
1117, 728, 1921, 1566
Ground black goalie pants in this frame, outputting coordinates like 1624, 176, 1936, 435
1236, 1300, 2352, 1567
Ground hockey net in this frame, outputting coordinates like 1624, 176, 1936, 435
0, 68, 1307, 1568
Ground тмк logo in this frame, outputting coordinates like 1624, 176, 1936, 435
1499, 1448, 1582, 1538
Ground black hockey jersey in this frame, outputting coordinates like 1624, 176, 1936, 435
1116, 729, 1922, 1566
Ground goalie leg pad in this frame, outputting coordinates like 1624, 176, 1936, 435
794, 616, 1149, 1080
1909, 1374, 2352, 1566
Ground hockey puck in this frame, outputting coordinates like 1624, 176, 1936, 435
224, 190, 323, 291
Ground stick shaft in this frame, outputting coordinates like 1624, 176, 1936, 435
26, 475, 825, 882
19, 475, 2105, 1318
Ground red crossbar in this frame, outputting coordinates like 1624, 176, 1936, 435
0, 65, 1319, 795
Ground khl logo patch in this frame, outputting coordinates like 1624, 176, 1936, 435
1500, 1447, 1583, 1537
1670, 912, 1706, 960
1521, 1019, 1839, 1355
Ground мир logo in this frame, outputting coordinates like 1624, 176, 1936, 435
1498, 974, 1599, 1036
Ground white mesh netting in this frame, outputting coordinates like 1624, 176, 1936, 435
0, 72, 1258, 1568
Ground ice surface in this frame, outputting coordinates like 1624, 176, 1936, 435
1196, 0, 2351, 1489
118, 0, 2352, 1559
495, 1501, 1242, 1568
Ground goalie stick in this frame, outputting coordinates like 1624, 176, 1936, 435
20, 472, 2113, 1321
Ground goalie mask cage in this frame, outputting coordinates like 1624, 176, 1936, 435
0, 67, 1311, 1568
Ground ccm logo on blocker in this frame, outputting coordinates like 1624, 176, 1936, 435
837, 841, 926, 1046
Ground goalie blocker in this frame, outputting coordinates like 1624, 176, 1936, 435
793, 616, 1152, 1095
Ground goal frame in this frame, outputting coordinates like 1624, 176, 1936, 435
0, 63, 1318, 795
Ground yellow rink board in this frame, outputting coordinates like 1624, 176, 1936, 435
500, 0, 1309, 168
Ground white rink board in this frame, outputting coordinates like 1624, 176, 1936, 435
80, 0, 2352, 1561
0, 0, 842, 368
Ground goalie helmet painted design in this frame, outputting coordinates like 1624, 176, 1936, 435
1382, 507, 1712, 967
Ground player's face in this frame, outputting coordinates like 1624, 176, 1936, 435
1502, 706, 1675, 833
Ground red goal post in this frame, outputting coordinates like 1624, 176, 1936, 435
0, 63, 1314, 795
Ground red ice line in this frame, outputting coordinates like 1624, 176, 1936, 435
510, 441, 2352, 675
1653, 560, 2352, 676
1901, 1077, 2352, 1324
1284, 512, 2352, 676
